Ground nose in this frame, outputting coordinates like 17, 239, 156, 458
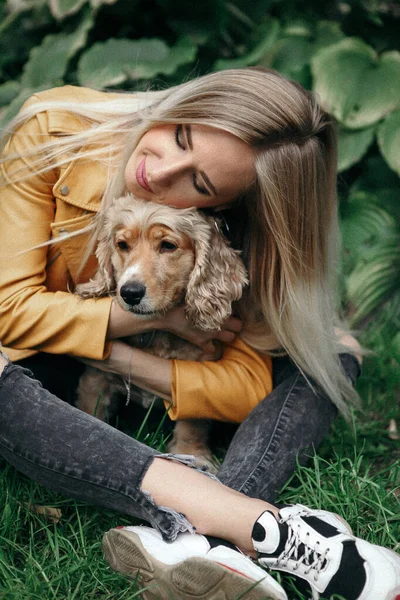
150, 156, 192, 185
120, 282, 146, 306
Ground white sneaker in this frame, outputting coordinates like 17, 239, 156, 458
252, 504, 400, 600
102, 525, 287, 600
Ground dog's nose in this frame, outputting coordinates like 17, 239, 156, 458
120, 283, 146, 306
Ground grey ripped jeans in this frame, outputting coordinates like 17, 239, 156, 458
0, 351, 360, 541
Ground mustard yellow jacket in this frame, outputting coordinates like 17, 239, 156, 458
0, 85, 272, 422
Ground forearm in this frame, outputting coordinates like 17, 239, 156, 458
80, 341, 173, 401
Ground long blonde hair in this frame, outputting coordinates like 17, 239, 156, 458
0, 68, 358, 416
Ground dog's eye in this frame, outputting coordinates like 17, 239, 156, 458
116, 240, 129, 251
160, 241, 178, 253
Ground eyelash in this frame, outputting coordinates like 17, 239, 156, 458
174, 125, 208, 196
192, 174, 208, 195
174, 125, 185, 150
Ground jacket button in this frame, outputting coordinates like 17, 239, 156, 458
60, 185, 69, 195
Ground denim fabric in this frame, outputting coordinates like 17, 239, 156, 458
0, 351, 360, 540
217, 354, 360, 500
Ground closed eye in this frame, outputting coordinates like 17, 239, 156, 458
175, 125, 212, 197
192, 173, 209, 196
160, 240, 178, 253
175, 125, 185, 150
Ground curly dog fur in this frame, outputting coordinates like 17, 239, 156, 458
75, 194, 247, 470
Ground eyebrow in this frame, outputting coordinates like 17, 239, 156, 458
186, 125, 218, 196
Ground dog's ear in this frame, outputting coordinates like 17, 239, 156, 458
75, 223, 115, 299
185, 220, 248, 331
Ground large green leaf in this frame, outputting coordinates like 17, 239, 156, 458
313, 20, 344, 53
341, 192, 397, 272
0, 80, 20, 107
377, 110, 400, 176
48, 0, 118, 19
337, 125, 375, 172
0, 85, 48, 128
214, 19, 279, 71
271, 20, 343, 86
77, 36, 197, 88
392, 330, 400, 365
48, 0, 87, 20
90, 0, 119, 6
21, 12, 93, 88
341, 192, 400, 323
312, 38, 400, 129
346, 242, 400, 324
156, 0, 226, 45
271, 34, 312, 80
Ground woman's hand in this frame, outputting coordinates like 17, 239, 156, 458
107, 301, 242, 353
157, 306, 242, 353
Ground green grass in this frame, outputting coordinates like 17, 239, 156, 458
1, 308, 399, 599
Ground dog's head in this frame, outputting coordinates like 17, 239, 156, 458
76, 194, 248, 331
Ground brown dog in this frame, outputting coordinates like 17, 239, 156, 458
75, 194, 247, 470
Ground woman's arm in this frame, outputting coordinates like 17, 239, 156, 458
107, 302, 242, 352
79, 340, 173, 400
80, 336, 273, 419
0, 107, 112, 359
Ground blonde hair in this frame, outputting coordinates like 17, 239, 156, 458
0, 68, 358, 416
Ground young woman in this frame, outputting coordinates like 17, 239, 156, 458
0, 68, 398, 599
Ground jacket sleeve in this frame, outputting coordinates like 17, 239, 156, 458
0, 101, 112, 360
167, 337, 273, 422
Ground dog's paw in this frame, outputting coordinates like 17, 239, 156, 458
192, 452, 219, 475
167, 440, 218, 474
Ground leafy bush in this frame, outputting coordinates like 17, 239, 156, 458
1, 0, 399, 342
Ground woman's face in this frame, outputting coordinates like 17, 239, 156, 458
125, 124, 256, 209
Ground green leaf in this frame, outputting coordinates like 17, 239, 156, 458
272, 35, 312, 79
271, 20, 343, 86
341, 192, 398, 272
341, 192, 400, 323
0, 80, 20, 106
312, 38, 400, 129
337, 125, 375, 172
77, 36, 197, 88
214, 19, 280, 71
48, 0, 118, 18
392, 331, 400, 365
21, 12, 93, 88
90, 0, 119, 7
313, 20, 344, 53
0, 86, 43, 128
157, 0, 226, 45
377, 110, 400, 176
48, 0, 88, 20
346, 243, 400, 324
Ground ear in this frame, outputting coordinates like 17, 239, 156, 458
75, 221, 115, 299
185, 220, 248, 331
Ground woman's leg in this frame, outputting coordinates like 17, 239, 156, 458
0, 353, 193, 539
2, 354, 399, 600
217, 354, 360, 502
0, 352, 276, 549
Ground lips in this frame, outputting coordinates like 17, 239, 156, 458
136, 157, 153, 193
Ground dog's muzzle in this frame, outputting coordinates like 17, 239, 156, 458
120, 282, 146, 307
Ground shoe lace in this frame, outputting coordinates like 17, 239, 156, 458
272, 516, 330, 582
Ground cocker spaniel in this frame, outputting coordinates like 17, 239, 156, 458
75, 194, 248, 470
